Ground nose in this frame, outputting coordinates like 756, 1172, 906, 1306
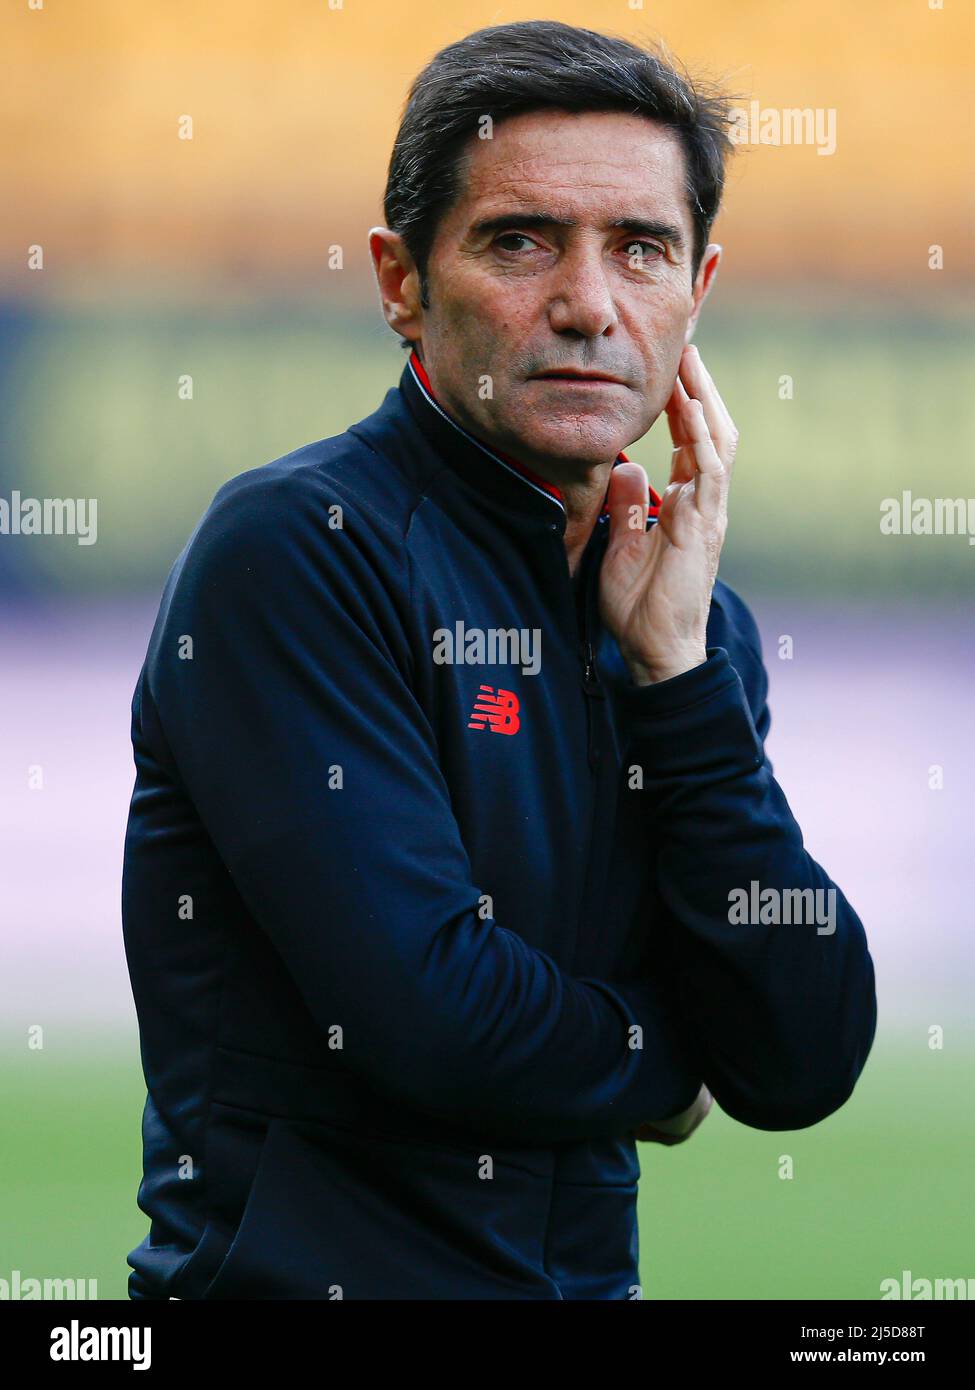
546, 243, 618, 338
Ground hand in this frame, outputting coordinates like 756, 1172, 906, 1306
599, 345, 739, 685
632, 1083, 713, 1146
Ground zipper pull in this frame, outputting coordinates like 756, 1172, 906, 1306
582, 639, 602, 693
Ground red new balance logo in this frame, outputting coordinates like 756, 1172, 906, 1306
468, 685, 521, 735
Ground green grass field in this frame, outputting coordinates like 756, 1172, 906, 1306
1, 1029, 969, 1300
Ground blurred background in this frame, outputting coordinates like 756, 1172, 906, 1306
2, 0, 972, 1299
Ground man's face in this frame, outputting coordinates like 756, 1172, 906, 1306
410, 108, 718, 472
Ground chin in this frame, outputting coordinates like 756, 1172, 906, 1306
518, 418, 625, 463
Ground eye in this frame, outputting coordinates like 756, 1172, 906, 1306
493, 232, 539, 253
624, 240, 665, 262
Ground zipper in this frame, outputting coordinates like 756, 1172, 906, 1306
582, 639, 599, 691
570, 521, 610, 975
577, 526, 607, 768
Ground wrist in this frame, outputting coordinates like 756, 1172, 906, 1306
626, 646, 708, 686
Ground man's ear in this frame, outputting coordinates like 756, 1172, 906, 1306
368, 227, 423, 345
684, 243, 722, 346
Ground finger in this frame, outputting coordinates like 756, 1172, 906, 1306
664, 379, 691, 452
664, 380, 703, 489
683, 345, 735, 434
679, 345, 731, 430
681, 395, 726, 517
664, 377, 697, 485
603, 460, 649, 545
656, 478, 689, 541
678, 350, 725, 449
632, 1123, 686, 1146
679, 346, 737, 476
669, 447, 696, 487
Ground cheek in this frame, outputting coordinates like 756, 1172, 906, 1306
632, 292, 693, 367
460, 265, 541, 322
636, 279, 692, 332
441, 286, 508, 353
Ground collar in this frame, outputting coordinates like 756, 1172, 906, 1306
400, 348, 661, 531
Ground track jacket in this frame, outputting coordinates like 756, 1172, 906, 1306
121, 348, 877, 1300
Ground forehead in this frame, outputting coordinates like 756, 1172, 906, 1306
452, 108, 690, 228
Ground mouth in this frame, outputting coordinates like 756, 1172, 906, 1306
530, 369, 627, 387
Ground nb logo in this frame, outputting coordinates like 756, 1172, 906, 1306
468, 685, 521, 736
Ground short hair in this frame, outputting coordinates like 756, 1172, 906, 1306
382, 20, 738, 347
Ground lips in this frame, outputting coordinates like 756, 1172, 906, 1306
531, 370, 626, 385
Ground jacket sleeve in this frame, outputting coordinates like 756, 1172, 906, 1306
613, 620, 878, 1132
141, 469, 701, 1146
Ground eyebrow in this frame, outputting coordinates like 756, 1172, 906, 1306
468, 211, 686, 253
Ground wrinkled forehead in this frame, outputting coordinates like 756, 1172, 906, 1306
450, 108, 691, 229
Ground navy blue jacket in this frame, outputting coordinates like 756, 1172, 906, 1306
121, 349, 877, 1300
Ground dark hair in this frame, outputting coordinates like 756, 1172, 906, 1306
383, 20, 738, 346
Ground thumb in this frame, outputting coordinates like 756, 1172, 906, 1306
604, 462, 649, 549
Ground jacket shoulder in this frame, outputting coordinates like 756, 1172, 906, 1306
202, 427, 417, 548
153, 426, 421, 621
144, 431, 417, 695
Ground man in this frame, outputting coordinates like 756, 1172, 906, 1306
122, 20, 876, 1300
